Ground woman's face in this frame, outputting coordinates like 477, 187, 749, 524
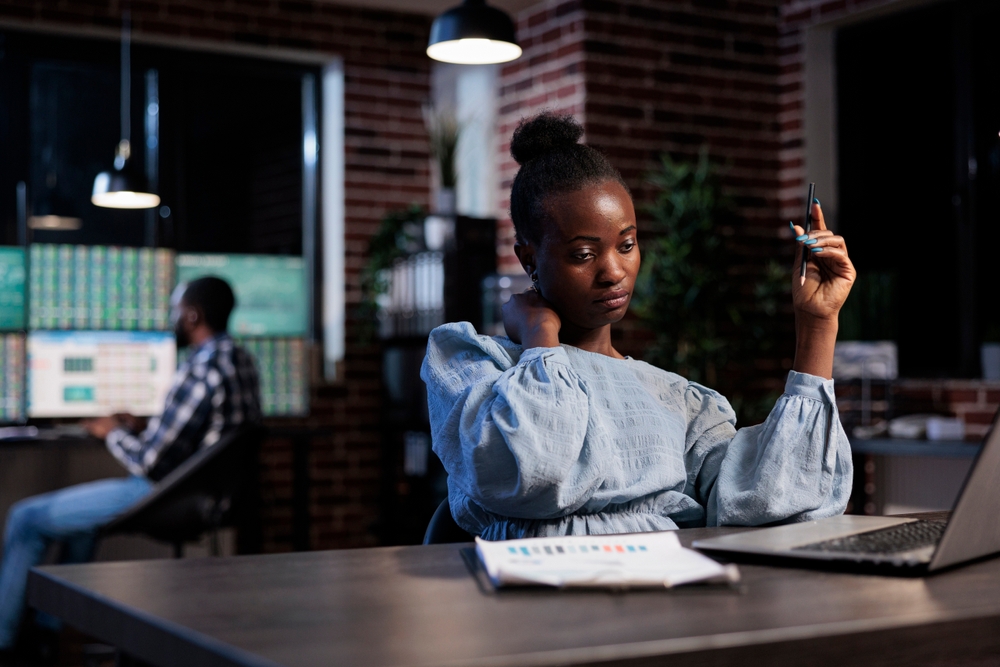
519, 180, 640, 332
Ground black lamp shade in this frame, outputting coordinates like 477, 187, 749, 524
29, 190, 82, 230
92, 163, 160, 209
427, 0, 522, 65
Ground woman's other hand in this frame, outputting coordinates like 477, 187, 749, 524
502, 289, 562, 349
790, 200, 856, 326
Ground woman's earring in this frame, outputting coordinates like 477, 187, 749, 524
530, 272, 539, 290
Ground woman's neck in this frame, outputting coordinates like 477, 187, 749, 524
558, 322, 622, 358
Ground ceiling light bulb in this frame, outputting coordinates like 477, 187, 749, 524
428, 0, 521, 65
427, 38, 522, 65
91, 190, 161, 209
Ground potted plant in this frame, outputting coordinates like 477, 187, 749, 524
424, 106, 461, 216
631, 148, 788, 423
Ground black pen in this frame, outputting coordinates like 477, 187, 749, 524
799, 182, 816, 286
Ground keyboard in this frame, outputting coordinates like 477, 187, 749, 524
793, 520, 947, 555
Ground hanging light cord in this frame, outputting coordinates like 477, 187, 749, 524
117, 10, 132, 165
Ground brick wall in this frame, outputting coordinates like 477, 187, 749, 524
580, 0, 787, 372
495, 0, 971, 394
496, 0, 587, 273
0, 0, 432, 551
496, 0, 789, 378
837, 380, 1000, 442
780, 0, 1000, 435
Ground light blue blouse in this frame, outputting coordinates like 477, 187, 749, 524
421, 322, 853, 540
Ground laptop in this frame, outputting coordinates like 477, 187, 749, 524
692, 417, 1000, 575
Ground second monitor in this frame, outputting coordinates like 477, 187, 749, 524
175, 253, 308, 337
27, 331, 177, 418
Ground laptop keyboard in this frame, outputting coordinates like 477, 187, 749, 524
792, 520, 947, 555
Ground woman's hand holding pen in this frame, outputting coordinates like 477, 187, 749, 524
788, 199, 856, 379
789, 200, 856, 322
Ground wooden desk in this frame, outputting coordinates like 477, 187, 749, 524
27, 522, 1000, 667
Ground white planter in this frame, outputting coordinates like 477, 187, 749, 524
435, 188, 456, 216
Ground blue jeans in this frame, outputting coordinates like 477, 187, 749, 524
0, 476, 152, 649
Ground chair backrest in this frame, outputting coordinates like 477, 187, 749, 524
101, 423, 265, 544
423, 498, 474, 545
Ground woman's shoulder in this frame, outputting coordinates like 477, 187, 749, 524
425, 322, 525, 369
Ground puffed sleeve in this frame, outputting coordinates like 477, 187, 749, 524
420, 322, 596, 520
684, 370, 853, 527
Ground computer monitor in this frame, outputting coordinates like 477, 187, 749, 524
29, 244, 174, 331
175, 253, 308, 337
27, 331, 176, 418
238, 337, 308, 416
0, 334, 25, 422
0, 247, 26, 331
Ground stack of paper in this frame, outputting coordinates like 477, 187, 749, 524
475, 532, 739, 589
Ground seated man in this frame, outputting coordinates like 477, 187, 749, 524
0, 276, 261, 655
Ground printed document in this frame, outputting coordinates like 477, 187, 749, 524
475, 532, 739, 588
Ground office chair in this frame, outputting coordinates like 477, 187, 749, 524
100, 423, 265, 558
423, 498, 473, 545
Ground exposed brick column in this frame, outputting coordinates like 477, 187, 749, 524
497, 0, 788, 266
495, 0, 587, 274
496, 0, 788, 369
583, 1, 782, 231
0, 0, 432, 551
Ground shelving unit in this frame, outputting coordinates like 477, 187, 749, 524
377, 215, 496, 545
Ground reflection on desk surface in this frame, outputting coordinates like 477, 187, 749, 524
0, 424, 92, 441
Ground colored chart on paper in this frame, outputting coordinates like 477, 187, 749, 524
476, 532, 739, 588
507, 543, 650, 556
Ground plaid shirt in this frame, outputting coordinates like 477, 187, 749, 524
106, 334, 262, 481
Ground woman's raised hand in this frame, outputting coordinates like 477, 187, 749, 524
790, 201, 856, 326
502, 288, 562, 349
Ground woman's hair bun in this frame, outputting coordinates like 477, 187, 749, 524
510, 113, 584, 166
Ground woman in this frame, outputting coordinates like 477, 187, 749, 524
421, 113, 856, 540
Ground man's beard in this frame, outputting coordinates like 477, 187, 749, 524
174, 322, 190, 349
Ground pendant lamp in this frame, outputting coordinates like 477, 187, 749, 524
427, 0, 521, 65
92, 12, 160, 209
29, 191, 82, 230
